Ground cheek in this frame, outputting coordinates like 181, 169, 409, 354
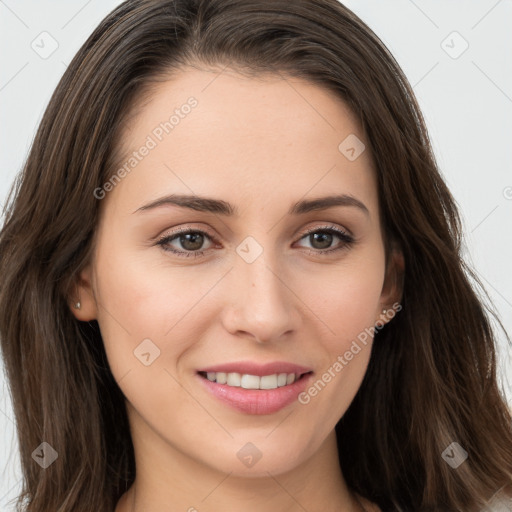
310, 254, 385, 351
92, 238, 223, 377
295, 251, 385, 422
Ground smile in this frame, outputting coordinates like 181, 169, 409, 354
199, 371, 300, 390
196, 363, 314, 415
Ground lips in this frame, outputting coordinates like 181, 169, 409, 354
199, 371, 298, 390
197, 361, 312, 377
196, 361, 314, 415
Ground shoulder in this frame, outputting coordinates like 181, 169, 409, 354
482, 488, 512, 511
355, 493, 382, 512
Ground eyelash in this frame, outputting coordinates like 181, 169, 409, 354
156, 225, 355, 259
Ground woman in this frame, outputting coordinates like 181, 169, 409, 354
0, 1, 511, 511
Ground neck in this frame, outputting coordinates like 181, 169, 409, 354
115, 406, 364, 512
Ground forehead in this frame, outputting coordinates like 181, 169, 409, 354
107, 67, 377, 215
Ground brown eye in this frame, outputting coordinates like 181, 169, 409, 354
309, 231, 334, 250
296, 226, 354, 255
157, 229, 215, 258
177, 232, 205, 251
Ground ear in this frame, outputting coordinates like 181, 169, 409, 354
68, 265, 98, 321
376, 247, 404, 326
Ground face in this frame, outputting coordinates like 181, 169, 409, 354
74, 67, 401, 479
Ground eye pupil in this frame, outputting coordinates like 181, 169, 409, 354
310, 232, 332, 249
181, 233, 204, 251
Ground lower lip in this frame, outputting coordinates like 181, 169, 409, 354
197, 372, 314, 415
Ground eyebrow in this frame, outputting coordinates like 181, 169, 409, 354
134, 193, 369, 216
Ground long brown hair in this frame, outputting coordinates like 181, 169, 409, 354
1, 1, 511, 510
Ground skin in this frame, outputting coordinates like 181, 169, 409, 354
72, 66, 402, 512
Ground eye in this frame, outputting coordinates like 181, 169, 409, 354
295, 225, 354, 254
155, 224, 355, 259
156, 228, 216, 258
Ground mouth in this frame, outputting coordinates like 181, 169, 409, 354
197, 370, 311, 390
195, 364, 314, 415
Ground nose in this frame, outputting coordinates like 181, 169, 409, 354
220, 249, 300, 344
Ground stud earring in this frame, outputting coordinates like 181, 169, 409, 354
74, 302, 81, 310
382, 309, 387, 314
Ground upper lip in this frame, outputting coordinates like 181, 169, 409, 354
197, 361, 313, 377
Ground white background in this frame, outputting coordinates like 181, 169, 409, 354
1, 1, 511, 508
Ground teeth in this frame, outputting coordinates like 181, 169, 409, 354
259, 374, 277, 389
203, 372, 298, 389
227, 373, 241, 387
241, 374, 260, 389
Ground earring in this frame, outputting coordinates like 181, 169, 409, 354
74, 302, 81, 310
382, 309, 387, 314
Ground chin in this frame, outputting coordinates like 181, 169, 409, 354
200, 437, 312, 478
